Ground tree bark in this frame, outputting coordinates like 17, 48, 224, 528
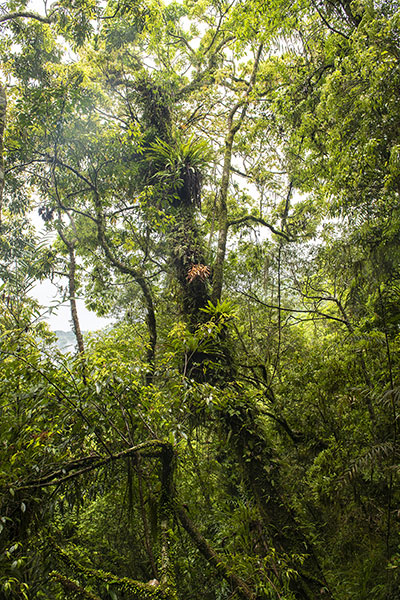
222, 399, 334, 600
95, 194, 157, 383
212, 44, 263, 304
177, 504, 256, 600
0, 82, 6, 223
67, 242, 85, 355
57, 225, 85, 356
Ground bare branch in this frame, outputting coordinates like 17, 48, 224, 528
227, 215, 291, 241
0, 11, 52, 24
239, 290, 351, 325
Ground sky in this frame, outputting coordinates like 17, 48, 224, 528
30, 212, 112, 332
18, 0, 109, 332
32, 278, 112, 332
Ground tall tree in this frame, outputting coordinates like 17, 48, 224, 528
1, 1, 400, 599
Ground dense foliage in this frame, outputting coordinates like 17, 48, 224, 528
1, 1, 400, 599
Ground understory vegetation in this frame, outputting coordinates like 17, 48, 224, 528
0, 0, 400, 598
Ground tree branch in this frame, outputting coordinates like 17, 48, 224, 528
0, 83, 6, 223
177, 505, 256, 600
228, 215, 291, 241
94, 194, 157, 381
14, 440, 171, 490
239, 290, 351, 325
41, 154, 97, 192
212, 43, 264, 303
0, 11, 52, 24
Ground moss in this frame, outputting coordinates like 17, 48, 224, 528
135, 73, 173, 140
48, 440, 177, 600
50, 572, 102, 600
51, 541, 171, 599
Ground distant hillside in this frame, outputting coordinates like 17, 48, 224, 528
54, 330, 77, 353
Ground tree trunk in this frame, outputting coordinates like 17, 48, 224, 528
95, 195, 157, 383
212, 44, 263, 304
66, 242, 85, 356
177, 504, 256, 600
57, 226, 86, 356
0, 82, 6, 222
222, 399, 334, 599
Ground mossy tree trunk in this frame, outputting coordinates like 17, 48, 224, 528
134, 69, 334, 600
0, 82, 6, 223
222, 399, 334, 599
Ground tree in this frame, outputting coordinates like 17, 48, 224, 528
1, 1, 400, 599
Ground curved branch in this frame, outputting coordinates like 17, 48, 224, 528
57, 201, 98, 223
227, 215, 291, 241
310, 1, 350, 39
14, 440, 170, 490
0, 11, 52, 24
94, 195, 157, 380
43, 154, 97, 192
239, 290, 351, 325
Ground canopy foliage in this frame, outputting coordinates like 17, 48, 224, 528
0, 1, 400, 599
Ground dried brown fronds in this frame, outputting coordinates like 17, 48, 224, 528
187, 263, 211, 283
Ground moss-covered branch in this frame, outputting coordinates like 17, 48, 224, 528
176, 504, 256, 600
49, 572, 102, 600
16, 440, 172, 490
159, 445, 177, 598
50, 542, 171, 600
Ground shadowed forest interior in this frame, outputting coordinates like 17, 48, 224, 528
0, 0, 400, 598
